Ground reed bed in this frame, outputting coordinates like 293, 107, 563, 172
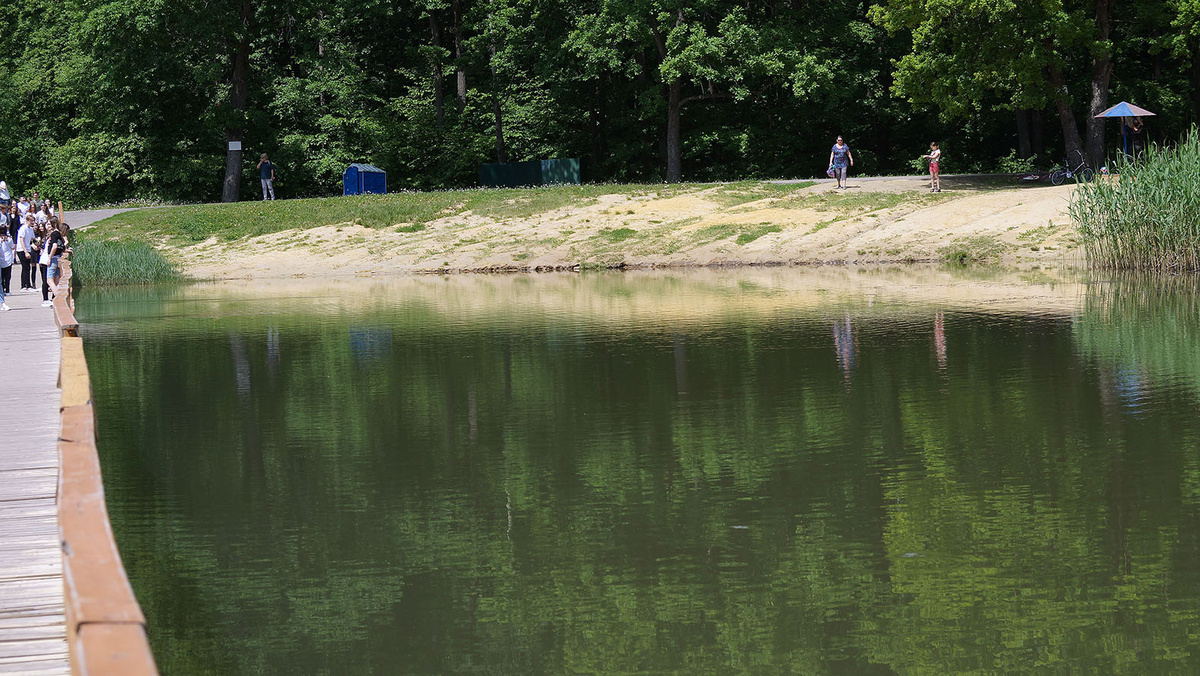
70, 238, 180, 285
1071, 130, 1200, 270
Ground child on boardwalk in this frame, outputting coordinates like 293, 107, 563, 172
922, 142, 941, 192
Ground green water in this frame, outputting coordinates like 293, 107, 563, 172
78, 270, 1200, 675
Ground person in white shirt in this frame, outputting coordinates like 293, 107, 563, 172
0, 181, 10, 207
0, 231, 13, 306
16, 219, 34, 291
16, 196, 29, 218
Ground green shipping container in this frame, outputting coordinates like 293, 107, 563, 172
479, 158, 581, 187
539, 159, 581, 185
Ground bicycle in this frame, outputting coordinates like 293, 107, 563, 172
1050, 150, 1095, 185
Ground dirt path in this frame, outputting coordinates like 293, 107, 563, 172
151, 177, 1080, 279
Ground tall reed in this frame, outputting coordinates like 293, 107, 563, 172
1071, 129, 1200, 270
71, 238, 180, 285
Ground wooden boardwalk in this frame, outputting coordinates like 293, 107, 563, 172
0, 285, 69, 675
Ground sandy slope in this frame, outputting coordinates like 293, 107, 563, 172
165, 177, 1080, 280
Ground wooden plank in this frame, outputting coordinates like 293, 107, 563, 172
0, 659, 72, 676
0, 287, 67, 676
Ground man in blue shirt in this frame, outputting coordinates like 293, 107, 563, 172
257, 153, 276, 201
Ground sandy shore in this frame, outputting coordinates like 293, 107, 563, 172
143, 177, 1080, 280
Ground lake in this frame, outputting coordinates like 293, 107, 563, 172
78, 267, 1200, 674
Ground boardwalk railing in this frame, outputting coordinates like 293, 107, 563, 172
53, 257, 158, 675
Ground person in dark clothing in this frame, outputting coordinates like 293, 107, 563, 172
257, 153, 276, 201
1129, 117, 1146, 160
7, 203, 18, 242
40, 221, 64, 306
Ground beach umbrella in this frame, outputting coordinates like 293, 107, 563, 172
1094, 101, 1157, 155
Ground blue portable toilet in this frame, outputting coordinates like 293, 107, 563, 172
343, 164, 387, 196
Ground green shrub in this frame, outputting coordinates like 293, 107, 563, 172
994, 150, 1038, 174
1072, 130, 1200, 270
71, 239, 180, 285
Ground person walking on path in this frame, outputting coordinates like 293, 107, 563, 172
258, 153, 276, 201
922, 142, 942, 192
828, 137, 854, 189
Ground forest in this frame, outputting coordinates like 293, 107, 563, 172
4, 0, 1200, 205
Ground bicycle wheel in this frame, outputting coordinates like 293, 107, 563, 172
1050, 169, 1067, 186
1080, 167, 1095, 182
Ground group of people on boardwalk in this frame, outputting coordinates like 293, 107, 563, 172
0, 182, 70, 311
828, 137, 943, 192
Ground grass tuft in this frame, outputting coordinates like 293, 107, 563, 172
1072, 130, 1200, 270
71, 237, 180, 285
736, 224, 782, 245
601, 227, 638, 243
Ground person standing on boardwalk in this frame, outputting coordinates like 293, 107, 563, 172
6, 204, 19, 242
257, 153, 276, 201
39, 220, 63, 307
16, 217, 34, 291
828, 137, 854, 189
44, 221, 67, 304
0, 230, 13, 304
922, 142, 941, 192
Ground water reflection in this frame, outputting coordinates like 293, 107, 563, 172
77, 268, 1200, 675
933, 310, 946, 371
832, 312, 856, 382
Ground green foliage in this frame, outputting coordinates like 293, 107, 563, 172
0, 0, 1193, 204
1071, 130, 1200, 270
994, 150, 1039, 174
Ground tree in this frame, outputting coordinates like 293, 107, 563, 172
570, 2, 776, 182
871, 0, 1117, 166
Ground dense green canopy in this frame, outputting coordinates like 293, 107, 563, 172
2, 0, 1198, 204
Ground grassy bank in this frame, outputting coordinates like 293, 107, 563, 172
71, 237, 180, 285
1071, 130, 1200, 270
81, 177, 1076, 278
93, 182, 807, 244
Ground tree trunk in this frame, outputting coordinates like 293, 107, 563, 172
1031, 109, 1046, 156
1047, 62, 1084, 163
222, 0, 253, 203
452, 0, 467, 116
492, 96, 506, 163
429, 13, 445, 129
487, 0, 505, 162
317, 10, 326, 108
1016, 109, 1032, 159
1192, 45, 1200, 125
666, 79, 682, 183
591, 77, 608, 174
1084, 0, 1115, 168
